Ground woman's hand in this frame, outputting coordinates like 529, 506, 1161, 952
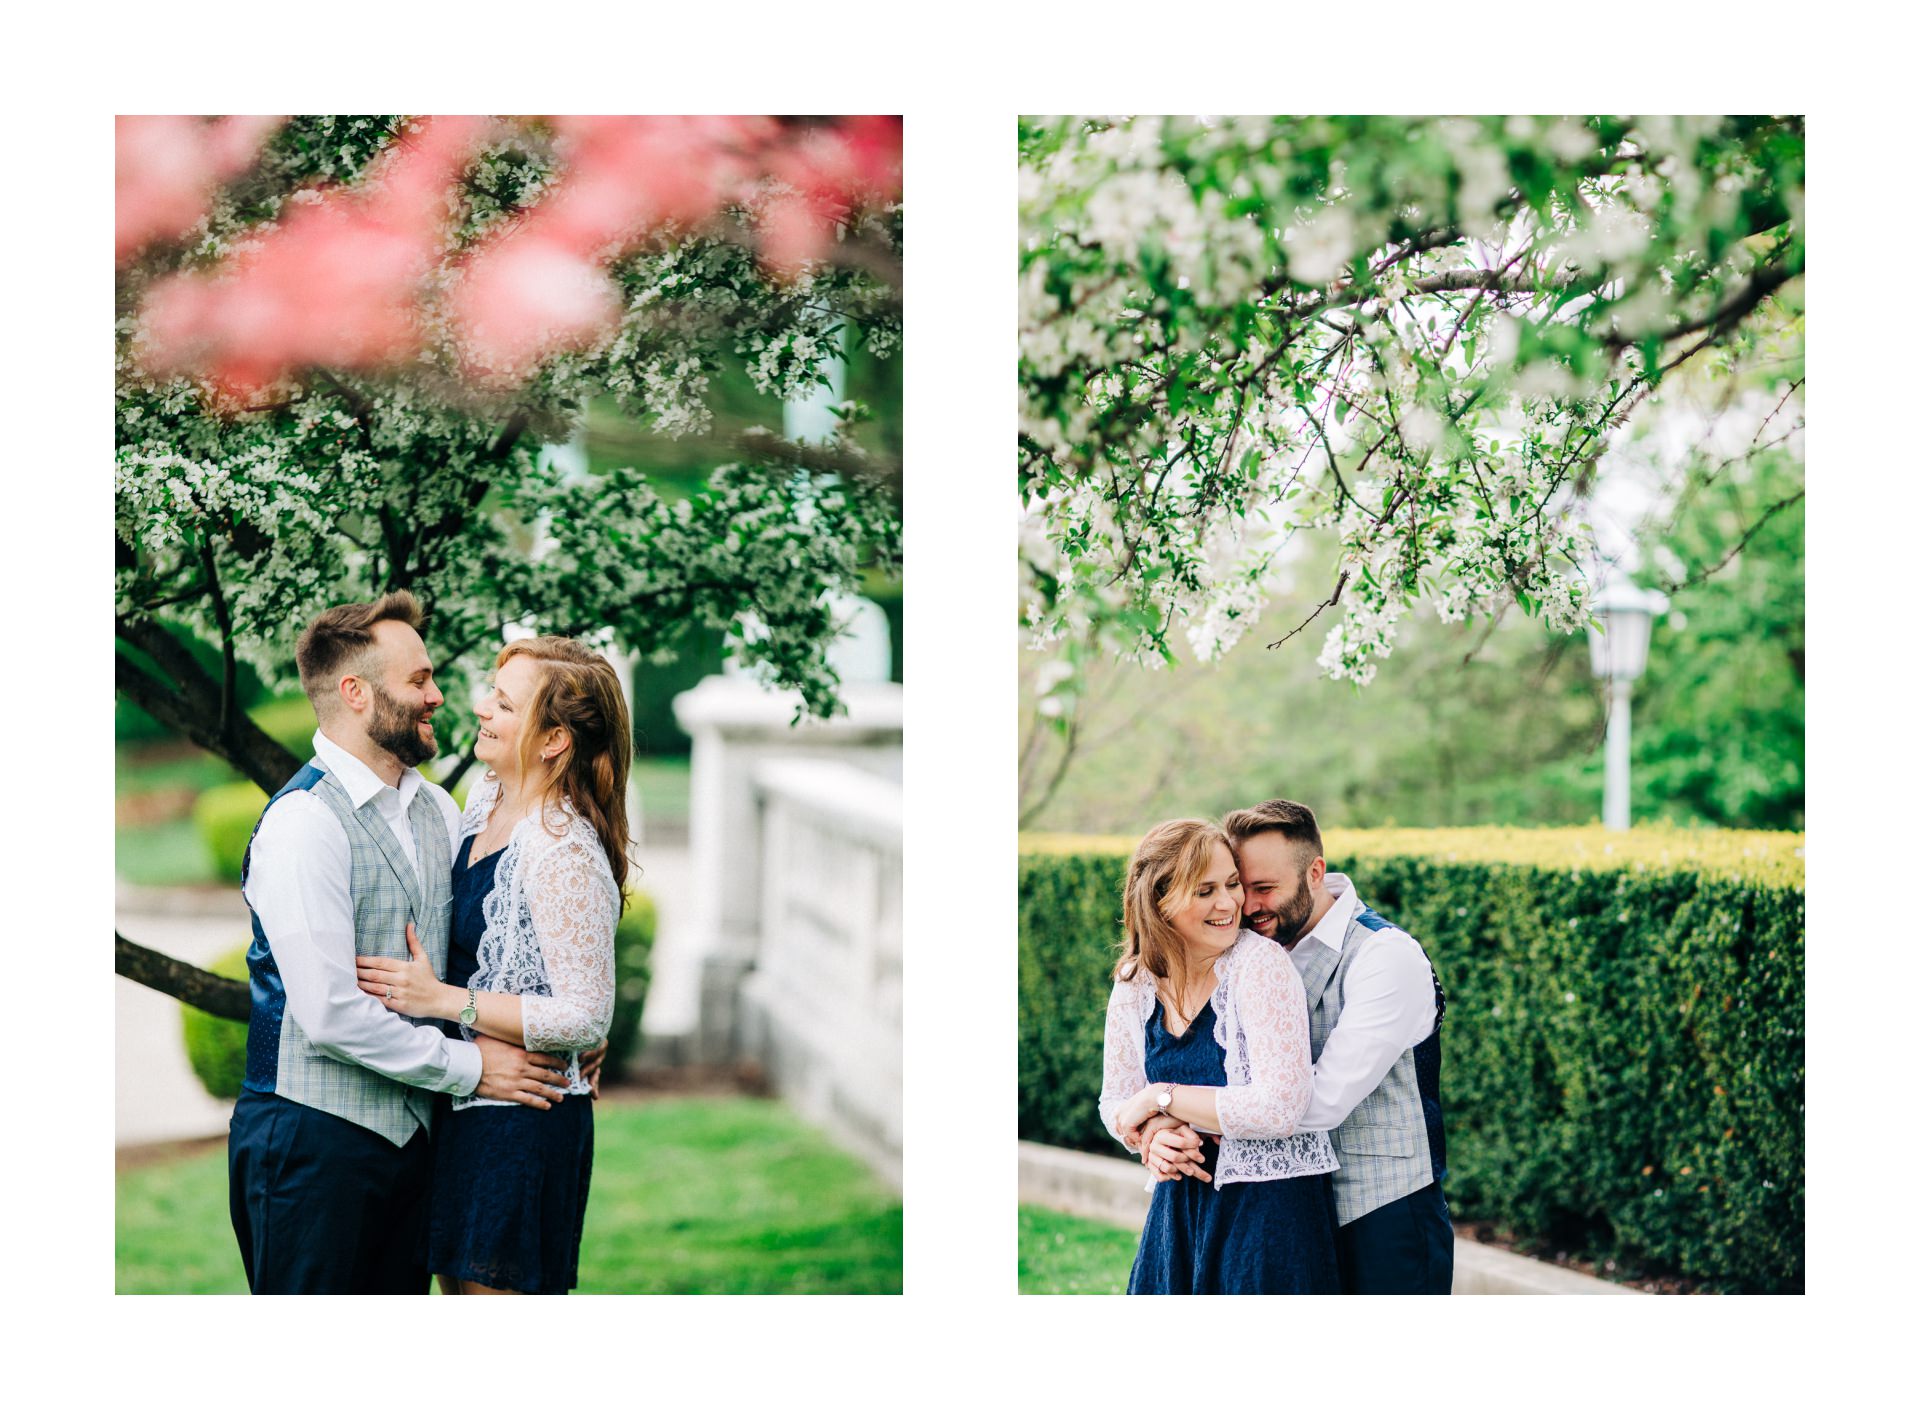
1145, 1123, 1211, 1183
1116, 1086, 1164, 1142
356, 922, 459, 1022
1133, 1113, 1181, 1179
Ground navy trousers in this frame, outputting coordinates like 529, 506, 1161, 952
228, 1090, 434, 1295
1335, 1181, 1454, 1294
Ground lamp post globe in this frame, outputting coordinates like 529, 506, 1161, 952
1586, 578, 1670, 831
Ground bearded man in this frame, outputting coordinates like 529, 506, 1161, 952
1138, 799, 1454, 1294
227, 591, 575, 1294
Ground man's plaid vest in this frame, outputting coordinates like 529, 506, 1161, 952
1296, 903, 1448, 1226
239, 762, 454, 1146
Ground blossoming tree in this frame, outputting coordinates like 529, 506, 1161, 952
116, 115, 902, 1014
1019, 115, 1803, 708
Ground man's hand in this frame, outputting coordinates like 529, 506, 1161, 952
1145, 1122, 1210, 1183
578, 1040, 609, 1099
1128, 1112, 1183, 1156
472, 1034, 571, 1109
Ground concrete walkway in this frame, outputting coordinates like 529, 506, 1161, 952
115, 839, 701, 1151
1018, 1140, 1641, 1295
115, 884, 250, 1147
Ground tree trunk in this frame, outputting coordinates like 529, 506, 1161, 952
116, 932, 251, 1021
115, 616, 287, 1014
116, 617, 303, 793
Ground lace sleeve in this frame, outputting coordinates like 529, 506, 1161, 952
1214, 940, 1314, 1140
1097, 978, 1148, 1149
460, 772, 499, 839
519, 835, 618, 1053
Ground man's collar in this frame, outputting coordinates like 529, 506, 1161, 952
1298, 872, 1359, 955
312, 729, 421, 810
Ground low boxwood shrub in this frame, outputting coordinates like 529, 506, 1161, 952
181, 945, 251, 1099
605, 888, 657, 1078
1019, 826, 1805, 1292
192, 781, 269, 884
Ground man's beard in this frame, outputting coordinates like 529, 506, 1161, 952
1248, 884, 1316, 949
367, 681, 437, 767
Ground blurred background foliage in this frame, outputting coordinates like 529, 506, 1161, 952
1018, 435, 1801, 834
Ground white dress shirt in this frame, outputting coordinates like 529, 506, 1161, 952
1290, 873, 1437, 1134
242, 730, 482, 1096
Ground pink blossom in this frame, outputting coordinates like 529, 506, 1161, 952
137, 116, 488, 399
131, 115, 901, 401
538, 116, 759, 252
116, 115, 283, 263
758, 118, 900, 279
756, 189, 835, 279
451, 234, 621, 381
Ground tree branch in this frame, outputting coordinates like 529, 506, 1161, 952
196, 536, 239, 739
489, 410, 531, 462
1602, 259, 1797, 350
734, 427, 902, 498
1662, 489, 1806, 593
1017, 702, 1082, 829
116, 932, 251, 1021
1266, 570, 1351, 651
116, 618, 302, 793
440, 742, 482, 798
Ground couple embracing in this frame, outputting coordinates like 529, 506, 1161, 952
1101, 800, 1453, 1295
228, 590, 631, 1295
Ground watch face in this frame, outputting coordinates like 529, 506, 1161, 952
460, 1006, 478, 1025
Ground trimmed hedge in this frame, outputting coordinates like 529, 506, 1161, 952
605, 889, 657, 1078
192, 781, 269, 884
1019, 828, 1805, 1292
181, 945, 252, 1099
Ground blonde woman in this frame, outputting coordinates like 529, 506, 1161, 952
1100, 819, 1341, 1294
359, 636, 630, 1295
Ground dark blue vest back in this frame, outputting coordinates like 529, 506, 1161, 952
238, 763, 325, 1094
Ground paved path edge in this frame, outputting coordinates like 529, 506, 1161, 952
1017, 1139, 1640, 1296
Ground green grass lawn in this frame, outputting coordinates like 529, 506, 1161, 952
118, 1096, 902, 1294
631, 755, 691, 824
1018, 1205, 1139, 1294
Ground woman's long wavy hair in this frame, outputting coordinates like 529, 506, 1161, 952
1116, 819, 1231, 1027
494, 636, 633, 909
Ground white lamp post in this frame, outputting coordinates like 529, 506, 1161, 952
1586, 577, 1669, 831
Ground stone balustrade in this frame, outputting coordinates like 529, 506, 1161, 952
664, 673, 903, 1187
739, 757, 902, 1186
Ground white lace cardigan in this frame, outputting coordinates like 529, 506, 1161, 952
452, 773, 621, 1110
1099, 930, 1338, 1186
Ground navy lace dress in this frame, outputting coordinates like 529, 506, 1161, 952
428, 833, 595, 1294
1127, 998, 1341, 1295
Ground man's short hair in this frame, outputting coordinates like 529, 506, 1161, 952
294, 591, 425, 715
1221, 798, 1324, 866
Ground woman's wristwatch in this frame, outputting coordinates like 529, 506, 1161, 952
458, 985, 479, 1027
1154, 1083, 1177, 1112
